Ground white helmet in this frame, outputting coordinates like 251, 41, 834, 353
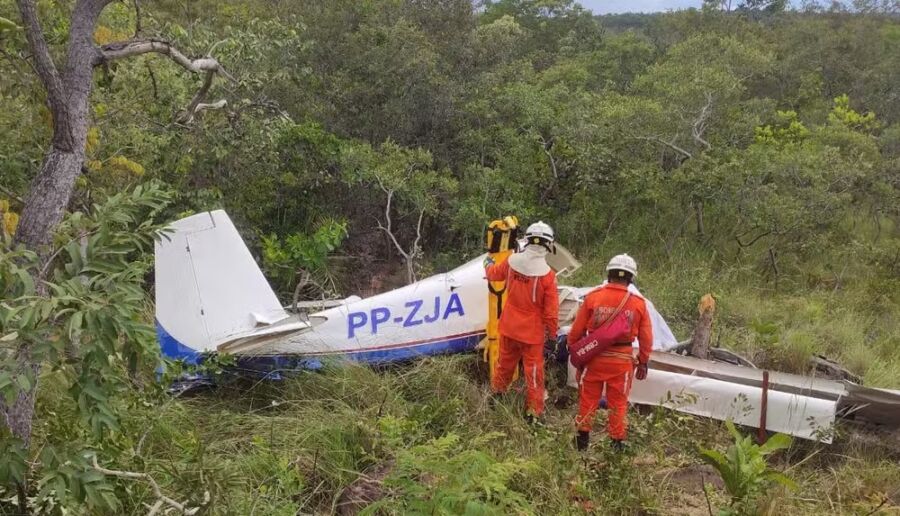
606, 253, 637, 277
524, 221, 554, 249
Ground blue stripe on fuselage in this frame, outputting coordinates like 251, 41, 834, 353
343, 332, 484, 363
155, 320, 201, 365
155, 322, 485, 374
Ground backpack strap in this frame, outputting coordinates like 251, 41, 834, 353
598, 292, 631, 328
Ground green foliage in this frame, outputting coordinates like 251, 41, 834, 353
3, 0, 900, 513
0, 182, 172, 512
699, 421, 796, 514
754, 110, 810, 146
261, 219, 348, 295
364, 432, 534, 515
829, 94, 880, 132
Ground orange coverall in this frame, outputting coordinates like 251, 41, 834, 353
485, 259, 559, 416
567, 283, 652, 439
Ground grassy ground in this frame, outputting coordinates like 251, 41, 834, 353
21, 240, 900, 514
45, 354, 896, 515
569, 241, 900, 389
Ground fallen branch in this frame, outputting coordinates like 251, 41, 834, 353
91, 456, 208, 515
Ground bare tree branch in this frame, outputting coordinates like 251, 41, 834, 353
630, 135, 693, 161
91, 456, 207, 515
735, 230, 772, 248
374, 176, 421, 283
177, 72, 222, 124
14, 0, 61, 98
194, 99, 228, 112
132, 0, 142, 36
692, 92, 714, 152
99, 38, 233, 124
376, 187, 409, 261
537, 134, 558, 179
411, 207, 425, 259
100, 39, 218, 70
145, 61, 158, 100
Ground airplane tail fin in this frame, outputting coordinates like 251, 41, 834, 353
155, 210, 291, 361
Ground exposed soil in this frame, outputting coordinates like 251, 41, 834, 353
336, 460, 394, 515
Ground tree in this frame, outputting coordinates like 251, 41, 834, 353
703, 0, 788, 10
5, 0, 230, 459
1, 183, 173, 512
344, 141, 457, 284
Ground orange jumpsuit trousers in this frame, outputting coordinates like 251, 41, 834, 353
491, 336, 545, 416
575, 358, 633, 440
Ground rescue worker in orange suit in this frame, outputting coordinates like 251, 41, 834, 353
567, 254, 652, 451
484, 221, 559, 423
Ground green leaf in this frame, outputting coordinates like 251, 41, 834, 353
759, 433, 792, 455
69, 311, 84, 339
763, 471, 797, 490
725, 419, 742, 441
15, 373, 31, 393
81, 383, 107, 402
0, 16, 22, 32
15, 269, 35, 296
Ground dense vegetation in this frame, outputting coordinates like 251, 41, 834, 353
1, 0, 898, 513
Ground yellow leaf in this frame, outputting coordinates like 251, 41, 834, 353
86, 127, 101, 155
93, 26, 114, 45
93, 25, 130, 45
108, 156, 145, 176
3, 212, 19, 237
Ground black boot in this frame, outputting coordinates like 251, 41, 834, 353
610, 439, 625, 452
575, 431, 590, 451
524, 413, 539, 426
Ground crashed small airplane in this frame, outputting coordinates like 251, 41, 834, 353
155, 210, 900, 443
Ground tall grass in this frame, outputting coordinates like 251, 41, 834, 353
27, 352, 899, 514
20, 218, 900, 514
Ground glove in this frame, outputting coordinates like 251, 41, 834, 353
543, 338, 558, 360
634, 362, 648, 381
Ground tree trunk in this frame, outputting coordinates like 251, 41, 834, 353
406, 258, 415, 284
694, 201, 706, 237
13, 148, 86, 251
4, 145, 88, 449
5, 0, 98, 447
7, 0, 228, 450
689, 294, 716, 359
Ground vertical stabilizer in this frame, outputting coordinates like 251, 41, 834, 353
155, 210, 288, 359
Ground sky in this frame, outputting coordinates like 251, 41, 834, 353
579, 0, 704, 14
